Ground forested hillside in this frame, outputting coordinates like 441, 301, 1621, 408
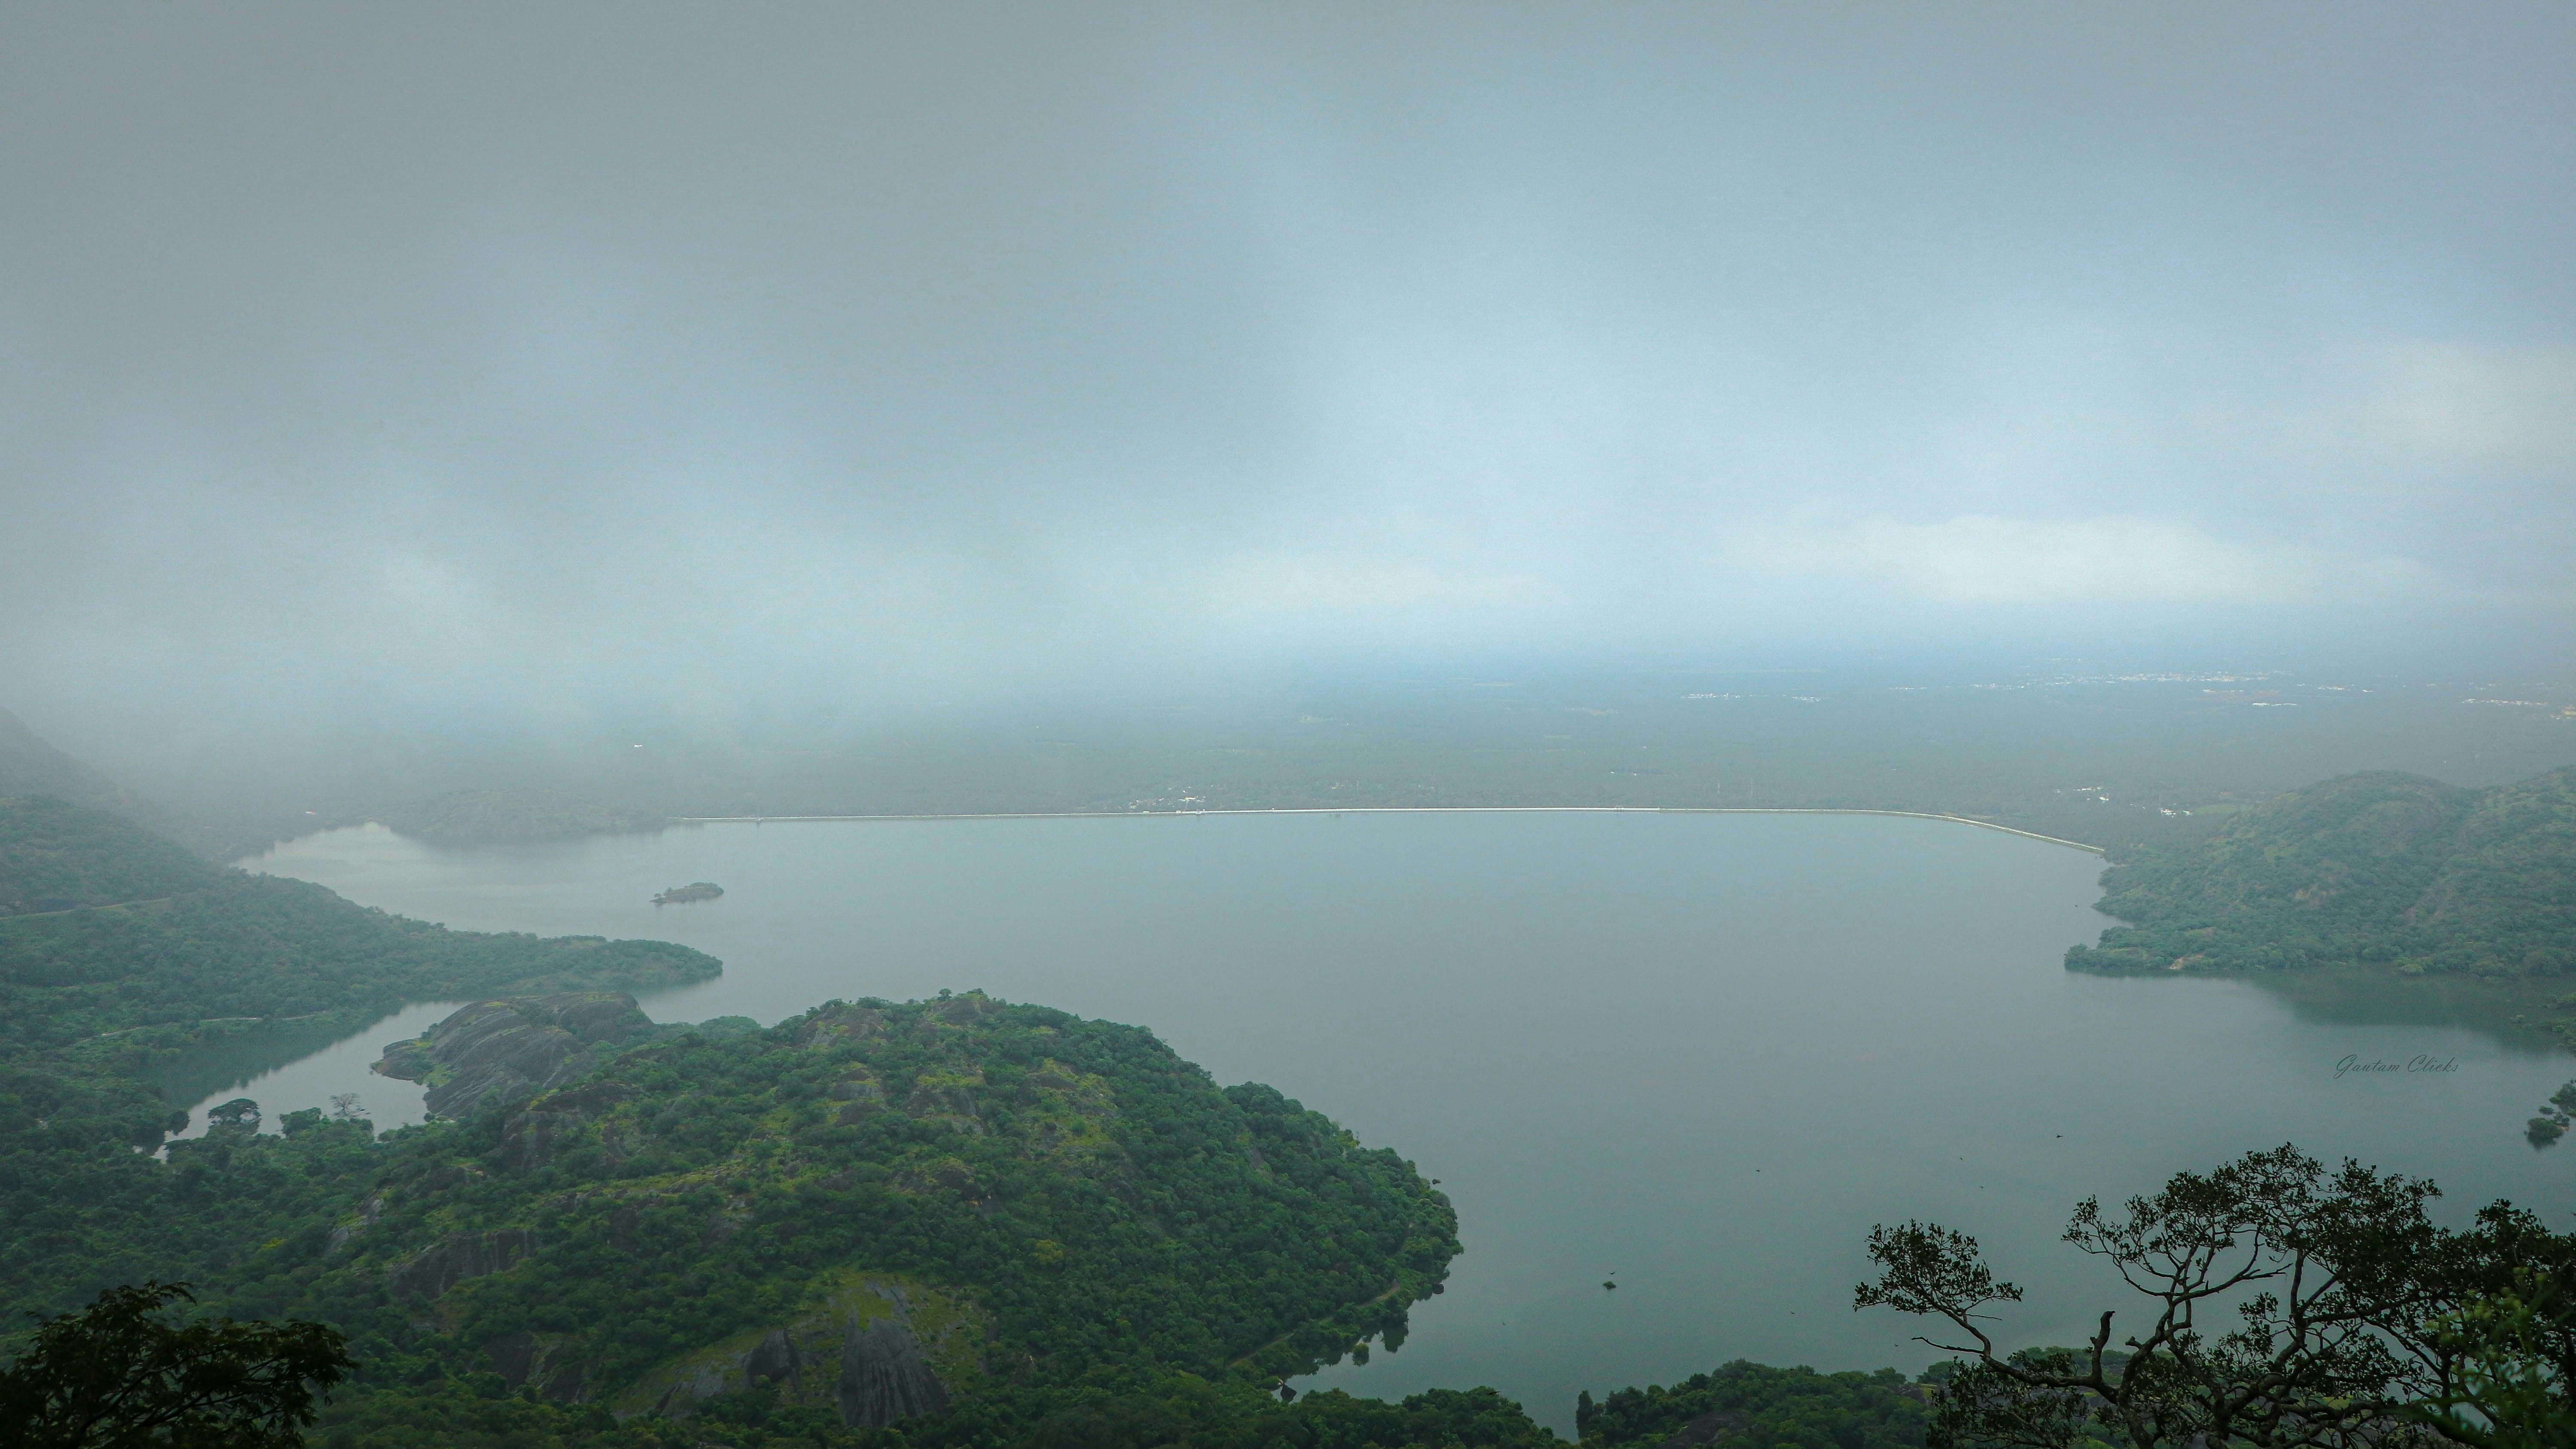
1575, 1361, 1933, 1449
301, 994, 1455, 1425
0, 795, 1498, 1446
0, 797, 723, 1329
2070, 764, 2576, 976
0, 867, 718, 1062
0, 793, 221, 915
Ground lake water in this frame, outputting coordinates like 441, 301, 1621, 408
226, 813, 2573, 1435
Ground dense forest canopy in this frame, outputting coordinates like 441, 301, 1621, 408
1574, 1362, 1935, 1449
334, 993, 1457, 1408
2071, 765, 2576, 978
0, 797, 723, 1319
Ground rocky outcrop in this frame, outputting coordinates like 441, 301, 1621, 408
388, 1227, 540, 1302
829, 1069, 888, 1126
482, 1331, 597, 1401
495, 1079, 638, 1173
325, 1193, 386, 1256
904, 1070, 985, 1135
615, 1273, 980, 1429
374, 993, 650, 1118
839, 1316, 950, 1428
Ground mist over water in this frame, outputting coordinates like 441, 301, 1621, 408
242, 813, 2574, 1433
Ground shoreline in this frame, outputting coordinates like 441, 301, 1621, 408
663, 805, 2107, 854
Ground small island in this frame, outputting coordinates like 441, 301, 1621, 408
651, 881, 724, 906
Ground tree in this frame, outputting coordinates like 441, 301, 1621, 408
0, 1281, 353, 1448
204, 1099, 260, 1133
2525, 1082, 2576, 1149
1854, 1145, 2575, 1449
2406, 1278, 2576, 1449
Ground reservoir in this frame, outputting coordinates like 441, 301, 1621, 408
222, 812, 2571, 1434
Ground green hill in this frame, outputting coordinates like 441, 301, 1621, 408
0, 791, 1472, 1445
2070, 765, 2576, 975
0, 794, 222, 915
0, 869, 720, 1063
0, 805, 726, 1329
1575, 1361, 1932, 1449
329, 993, 1457, 1416
3, 989, 1475, 1448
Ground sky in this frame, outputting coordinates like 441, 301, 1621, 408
4, 3, 2573, 762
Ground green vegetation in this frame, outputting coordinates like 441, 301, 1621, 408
4, 974, 1483, 1444
0, 794, 221, 916
0, 796, 721, 1327
350, 992, 1452, 1397
0, 795, 1516, 1446
1574, 1362, 1931, 1449
2069, 766, 2576, 978
2525, 1081, 2576, 1148
1857, 1145, 2576, 1449
0, 870, 717, 1060
294, 1375, 1564, 1449
85, 989, 1458, 1439
0, 1281, 353, 1448
15, 737, 2574, 1446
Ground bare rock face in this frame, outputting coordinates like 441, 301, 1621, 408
482, 1331, 594, 1402
838, 1317, 950, 1428
497, 1079, 638, 1173
373, 993, 650, 1118
388, 1227, 540, 1302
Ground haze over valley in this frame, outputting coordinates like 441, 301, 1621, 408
3, 6, 2574, 1449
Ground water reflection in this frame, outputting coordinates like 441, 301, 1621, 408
165, 1000, 462, 1140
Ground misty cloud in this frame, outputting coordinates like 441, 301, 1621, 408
3, 3, 2572, 762
1729, 514, 2430, 608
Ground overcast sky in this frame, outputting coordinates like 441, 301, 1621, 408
5, 3, 2572, 756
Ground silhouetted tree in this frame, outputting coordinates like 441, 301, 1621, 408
0, 1282, 352, 1448
1856, 1145, 2575, 1449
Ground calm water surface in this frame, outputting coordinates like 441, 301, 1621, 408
228, 814, 2573, 1434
